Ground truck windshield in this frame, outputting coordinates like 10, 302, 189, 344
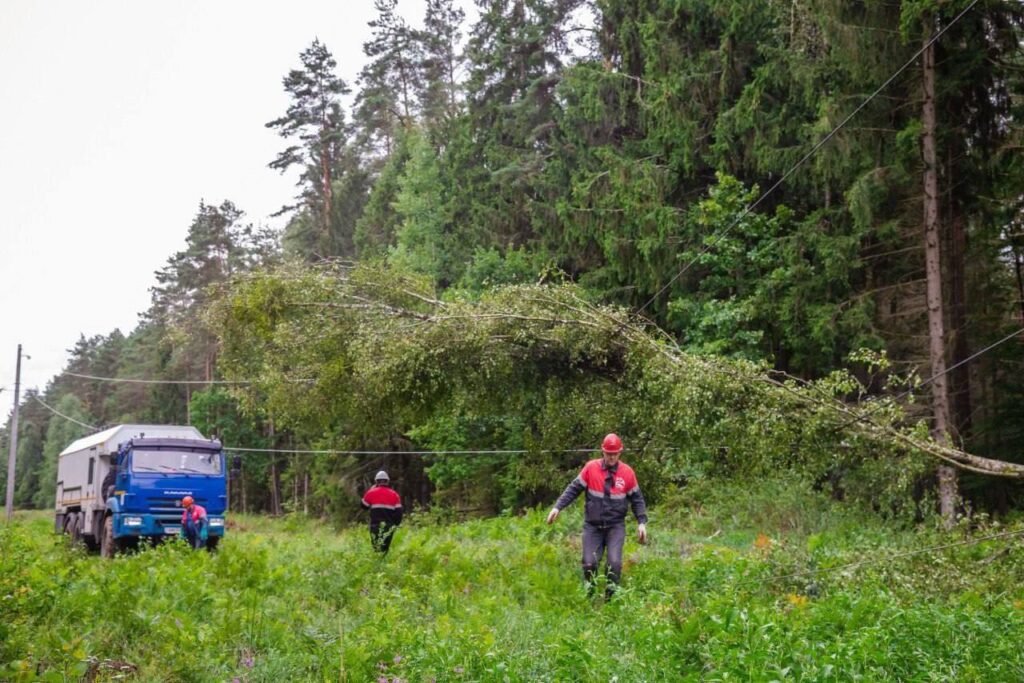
132, 449, 222, 475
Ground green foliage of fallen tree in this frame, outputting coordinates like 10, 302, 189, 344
207, 262, 1021, 516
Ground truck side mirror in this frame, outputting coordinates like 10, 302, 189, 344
230, 456, 242, 478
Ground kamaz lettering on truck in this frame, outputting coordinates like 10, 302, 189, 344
55, 424, 227, 557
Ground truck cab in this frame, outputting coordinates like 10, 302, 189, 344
55, 424, 227, 556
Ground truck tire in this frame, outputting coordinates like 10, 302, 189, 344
100, 515, 116, 559
62, 512, 76, 540
68, 512, 84, 547
206, 536, 220, 552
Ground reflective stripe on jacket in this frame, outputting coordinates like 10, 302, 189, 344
555, 459, 648, 526
361, 485, 403, 527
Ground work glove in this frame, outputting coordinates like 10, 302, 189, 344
546, 508, 560, 524
637, 523, 647, 545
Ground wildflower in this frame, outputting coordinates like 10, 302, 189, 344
785, 593, 809, 609
393, 655, 403, 664
754, 534, 772, 550
454, 666, 464, 674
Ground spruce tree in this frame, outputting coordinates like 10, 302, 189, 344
416, 0, 466, 131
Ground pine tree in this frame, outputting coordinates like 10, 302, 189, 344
354, 0, 419, 158
267, 39, 353, 258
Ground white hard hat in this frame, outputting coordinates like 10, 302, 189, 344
374, 470, 389, 482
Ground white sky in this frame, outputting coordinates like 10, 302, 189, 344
0, 0, 466, 401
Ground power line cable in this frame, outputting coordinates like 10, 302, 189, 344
62, 371, 314, 386
222, 446, 681, 456
635, 0, 981, 317
223, 446, 597, 455
28, 403, 683, 457
831, 325, 1024, 433
32, 395, 97, 430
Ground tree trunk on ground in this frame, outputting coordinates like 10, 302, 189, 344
922, 35, 957, 527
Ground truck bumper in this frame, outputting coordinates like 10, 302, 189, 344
113, 513, 226, 540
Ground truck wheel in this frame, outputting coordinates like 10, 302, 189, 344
68, 513, 83, 546
62, 512, 76, 540
205, 536, 220, 552
100, 515, 116, 559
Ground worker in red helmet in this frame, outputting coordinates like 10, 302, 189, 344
547, 433, 647, 599
179, 495, 208, 549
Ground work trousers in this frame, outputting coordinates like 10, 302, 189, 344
581, 522, 625, 598
183, 521, 206, 550
370, 523, 396, 554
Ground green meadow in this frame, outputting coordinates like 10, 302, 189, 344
2, 480, 1023, 682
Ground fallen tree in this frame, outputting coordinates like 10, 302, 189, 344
206, 262, 1023, 514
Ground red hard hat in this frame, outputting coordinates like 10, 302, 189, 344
602, 433, 623, 454
182, 495, 194, 507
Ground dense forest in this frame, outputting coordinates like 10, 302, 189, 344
4, 0, 1024, 525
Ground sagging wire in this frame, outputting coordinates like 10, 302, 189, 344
31, 394, 97, 430
634, 0, 981, 318
63, 371, 314, 385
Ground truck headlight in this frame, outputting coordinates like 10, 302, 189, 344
208, 518, 224, 527
123, 516, 143, 527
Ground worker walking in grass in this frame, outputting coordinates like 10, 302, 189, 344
179, 495, 209, 550
547, 433, 648, 599
361, 471, 403, 554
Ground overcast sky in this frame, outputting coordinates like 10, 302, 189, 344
0, 0, 466, 402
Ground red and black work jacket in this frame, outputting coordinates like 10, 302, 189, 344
181, 504, 207, 527
361, 486, 403, 527
555, 459, 647, 527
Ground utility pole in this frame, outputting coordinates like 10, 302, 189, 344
5, 344, 23, 523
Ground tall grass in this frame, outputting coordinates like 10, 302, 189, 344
2, 480, 1023, 681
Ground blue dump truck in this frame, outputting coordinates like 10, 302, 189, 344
55, 424, 228, 557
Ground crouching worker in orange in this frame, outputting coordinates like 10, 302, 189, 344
361, 471, 403, 554
179, 495, 208, 550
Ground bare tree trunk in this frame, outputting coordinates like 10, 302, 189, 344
269, 416, 282, 516
319, 144, 333, 241
922, 35, 957, 527
948, 212, 972, 439
1013, 245, 1024, 327
304, 471, 309, 515
270, 457, 282, 516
